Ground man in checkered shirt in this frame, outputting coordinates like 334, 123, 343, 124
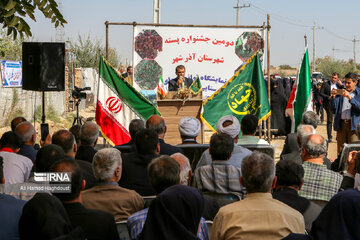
298, 134, 343, 201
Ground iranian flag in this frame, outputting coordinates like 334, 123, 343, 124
285, 48, 312, 132
96, 57, 160, 146
157, 76, 166, 98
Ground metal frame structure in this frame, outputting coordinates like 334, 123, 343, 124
104, 16, 272, 141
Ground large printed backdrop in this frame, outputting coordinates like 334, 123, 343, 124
132, 26, 264, 101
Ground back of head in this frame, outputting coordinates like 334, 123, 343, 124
241, 151, 275, 193
178, 117, 201, 139
92, 148, 121, 182
171, 153, 191, 185
35, 144, 65, 172
311, 189, 360, 239
14, 121, 35, 144
139, 185, 204, 240
146, 115, 166, 136
276, 160, 304, 188
80, 121, 99, 146
241, 114, 259, 135
51, 158, 83, 202
135, 128, 159, 154
129, 119, 145, 139
52, 130, 75, 155
302, 111, 319, 129
0, 131, 21, 151
147, 155, 180, 194
209, 133, 234, 161
302, 134, 327, 158
11, 117, 26, 131
216, 115, 240, 139
19, 192, 73, 239
297, 124, 316, 146
69, 124, 81, 145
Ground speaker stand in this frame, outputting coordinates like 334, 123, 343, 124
72, 99, 82, 126
42, 91, 46, 124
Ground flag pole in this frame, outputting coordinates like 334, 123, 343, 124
267, 14, 271, 143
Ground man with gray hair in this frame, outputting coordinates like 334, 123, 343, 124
281, 111, 319, 157
298, 134, 343, 202
280, 124, 315, 164
81, 148, 144, 221
15, 121, 37, 162
196, 115, 252, 169
171, 152, 220, 220
212, 152, 305, 239
75, 121, 99, 163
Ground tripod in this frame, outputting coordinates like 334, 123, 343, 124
72, 99, 83, 126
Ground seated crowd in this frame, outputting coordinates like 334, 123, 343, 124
0, 111, 359, 240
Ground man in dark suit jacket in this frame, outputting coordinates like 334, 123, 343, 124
146, 115, 184, 155
320, 72, 343, 142
75, 121, 99, 163
281, 111, 319, 157
273, 160, 321, 232
114, 119, 145, 153
52, 130, 96, 189
51, 159, 120, 240
119, 128, 160, 196
168, 65, 193, 91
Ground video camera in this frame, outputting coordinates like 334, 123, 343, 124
72, 86, 91, 100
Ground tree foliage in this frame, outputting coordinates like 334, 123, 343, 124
315, 56, 360, 79
0, 0, 66, 39
69, 34, 120, 69
279, 64, 294, 70
0, 29, 25, 60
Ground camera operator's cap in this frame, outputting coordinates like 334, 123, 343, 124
179, 117, 201, 138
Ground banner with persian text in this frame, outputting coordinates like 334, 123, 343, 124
1, 60, 22, 87
132, 26, 264, 101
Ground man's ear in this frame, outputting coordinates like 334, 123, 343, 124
94, 138, 98, 147
32, 133, 36, 143
81, 180, 86, 191
73, 143, 77, 154
188, 170, 192, 185
164, 126, 167, 135
271, 176, 277, 190
298, 179, 304, 191
155, 143, 160, 154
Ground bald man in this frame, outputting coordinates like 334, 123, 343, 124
298, 134, 343, 202
146, 115, 183, 155
15, 121, 37, 162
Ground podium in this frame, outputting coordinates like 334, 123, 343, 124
157, 91, 204, 145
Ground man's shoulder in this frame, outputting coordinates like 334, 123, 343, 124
233, 145, 252, 155
159, 140, 184, 154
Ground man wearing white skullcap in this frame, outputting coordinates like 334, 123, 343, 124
178, 117, 201, 144
195, 115, 252, 169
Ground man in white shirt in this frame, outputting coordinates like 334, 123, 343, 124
0, 132, 33, 184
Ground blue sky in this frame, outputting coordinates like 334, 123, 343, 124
27, 0, 360, 67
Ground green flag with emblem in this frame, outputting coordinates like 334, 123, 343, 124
189, 76, 202, 94
201, 53, 271, 132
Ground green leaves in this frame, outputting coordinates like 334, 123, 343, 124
0, 0, 67, 40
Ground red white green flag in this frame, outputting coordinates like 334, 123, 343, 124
285, 48, 312, 132
96, 57, 160, 146
157, 75, 166, 98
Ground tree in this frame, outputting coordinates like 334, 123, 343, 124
69, 34, 120, 69
279, 64, 294, 70
315, 56, 360, 79
0, 0, 66, 39
0, 29, 24, 59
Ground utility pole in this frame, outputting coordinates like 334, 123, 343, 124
233, 0, 250, 25
153, 0, 161, 24
354, 36, 356, 71
332, 47, 340, 59
312, 23, 323, 72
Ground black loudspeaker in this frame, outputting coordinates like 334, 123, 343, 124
22, 42, 65, 91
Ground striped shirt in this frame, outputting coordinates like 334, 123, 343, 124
299, 161, 343, 201
193, 160, 245, 196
